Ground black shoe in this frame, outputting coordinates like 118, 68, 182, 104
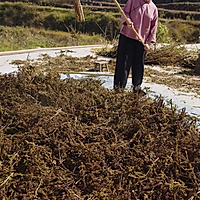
137, 89, 146, 96
133, 85, 146, 96
114, 86, 125, 92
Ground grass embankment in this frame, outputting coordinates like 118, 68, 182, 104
159, 18, 200, 44
0, 2, 119, 51
0, 2, 121, 40
1, 1, 200, 52
0, 26, 105, 52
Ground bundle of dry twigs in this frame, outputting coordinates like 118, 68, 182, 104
74, 0, 85, 22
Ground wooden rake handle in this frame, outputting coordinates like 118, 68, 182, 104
113, 0, 145, 46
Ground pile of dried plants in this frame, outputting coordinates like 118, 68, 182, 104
0, 65, 200, 200
97, 43, 199, 69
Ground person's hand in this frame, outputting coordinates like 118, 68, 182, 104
144, 44, 149, 50
126, 19, 133, 29
144, 42, 151, 50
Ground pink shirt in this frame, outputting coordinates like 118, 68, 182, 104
120, 0, 158, 43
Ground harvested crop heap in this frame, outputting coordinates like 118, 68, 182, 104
97, 43, 198, 69
0, 66, 200, 200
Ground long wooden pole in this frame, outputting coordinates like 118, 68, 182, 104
113, 0, 145, 46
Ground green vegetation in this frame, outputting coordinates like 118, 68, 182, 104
0, 2, 121, 39
155, 22, 170, 43
0, 2, 200, 52
160, 18, 200, 43
0, 26, 105, 52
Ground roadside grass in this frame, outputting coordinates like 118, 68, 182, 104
0, 26, 106, 52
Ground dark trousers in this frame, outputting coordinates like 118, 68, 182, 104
114, 34, 146, 89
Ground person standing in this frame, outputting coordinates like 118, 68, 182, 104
114, 0, 158, 93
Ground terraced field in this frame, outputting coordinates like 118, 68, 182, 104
62, 0, 200, 20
